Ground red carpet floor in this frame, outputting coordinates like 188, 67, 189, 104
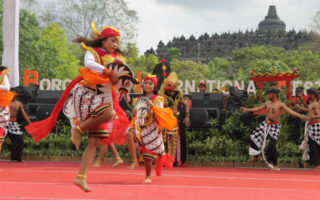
0, 161, 320, 200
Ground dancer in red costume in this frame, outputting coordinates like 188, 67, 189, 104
130, 75, 176, 183
0, 66, 14, 152
26, 23, 129, 192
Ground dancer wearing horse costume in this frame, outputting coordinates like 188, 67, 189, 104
26, 23, 129, 192
129, 74, 176, 183
0, 66, 14, 152
240, 87, 307, 170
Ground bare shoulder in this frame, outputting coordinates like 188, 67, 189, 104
278, 101, 286, 108
16, 100, 23, 108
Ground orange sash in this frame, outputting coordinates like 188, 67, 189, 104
0, 89, 14, 107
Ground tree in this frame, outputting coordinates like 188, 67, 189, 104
0, 7, 81, 83
40, 23, 81, 80
167, 47, 181, 62
310, 10, 320, 33
207, 57, 230, 81
21, 0, 138, 46
231, 46, 320, 82
170, 59, 209, 83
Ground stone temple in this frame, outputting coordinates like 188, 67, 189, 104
145, 5, 315, 64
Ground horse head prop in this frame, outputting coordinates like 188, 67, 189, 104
134, 97, 152, 127
105, 63, 139, 102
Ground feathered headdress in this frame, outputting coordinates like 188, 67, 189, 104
91, 22, 120, 39
165, 72, 178, 85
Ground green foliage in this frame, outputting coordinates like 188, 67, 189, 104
232, 45, 320, 82
0, 8, 82, 83
222, 111, 253, 143
170, 59, 209, 83
277, 142, 302, 163
40, 23, 81, 80
187, 128, 248, 162
207, 57, 230, 81
167, 48, 181, 62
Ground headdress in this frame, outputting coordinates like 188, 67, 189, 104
144, 74, 157, 86
0, 66, 9, 85
161, 59, 167, 78
91, 22, 120, 39
165, 72, 178, 85
266, 88, 280, 94
307, 88, 319, 97
296, 86, 304, 92
198, 82, 206, 87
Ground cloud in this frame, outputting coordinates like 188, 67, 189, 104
154, 0, 257, 11
128, 0, 320, 55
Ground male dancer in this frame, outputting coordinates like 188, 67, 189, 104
241, 88, 307, 170
296, 88, 320, 170
7, 89, 31, 161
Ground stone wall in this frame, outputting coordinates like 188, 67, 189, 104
149, 30, 315, 64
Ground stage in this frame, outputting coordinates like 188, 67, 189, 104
0, 161, 319, 200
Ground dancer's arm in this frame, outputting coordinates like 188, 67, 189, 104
240, 103, 266, 113
84, 51, 105, 74
295, 104, 308, 112
84, 51, 118, 83
18, 101, 32, 124
281, 103, 307, 120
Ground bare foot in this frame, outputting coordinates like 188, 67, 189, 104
247, 156, 260, 162
312, 165, 320, 170
112, 159, 123, 167
71, 127, 81, 150
271, 166, 280, 171
73, 177, 92, 192
143, 177, 152, 183
128, 161, 139, 169
92, 162, 102, 167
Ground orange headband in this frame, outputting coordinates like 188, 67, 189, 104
144, 74, 157, 87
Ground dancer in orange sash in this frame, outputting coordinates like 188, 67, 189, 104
0, 66, 14, 152
130, 75, 176, 183
27, 23, 129, 192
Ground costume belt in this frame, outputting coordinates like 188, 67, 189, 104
265, 120, 280, 125
308, 120, 320, 125
9, 118, 16, 122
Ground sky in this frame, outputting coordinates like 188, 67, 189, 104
126, 0, 320, 55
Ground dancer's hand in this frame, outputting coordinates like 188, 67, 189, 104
240, 107, 247, 112
131, 109, 137, 117
110, 72, 119, 84
305, 115, 313, 121
103, 68, 119, 84
184, 116, 190, 127
115, 57, 125, 65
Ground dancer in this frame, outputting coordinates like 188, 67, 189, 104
0, 66, 14, 152
130, 74, 176, 183
92, 144, 123, 167
240, 87, 307, 170
297, 88, 320, 170
27, 23, 129, 192
7, 89, 31, 161
69, 24, 130, 192
159, 72, 190, 166
198, 82, 207, 92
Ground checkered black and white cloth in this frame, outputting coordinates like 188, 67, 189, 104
250, 121, 281, 149
307, 123, 320, 145
7, 121, 22, 135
